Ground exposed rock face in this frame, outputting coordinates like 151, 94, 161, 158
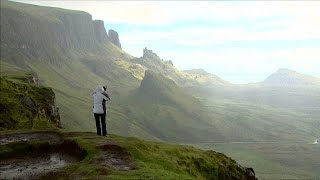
1, 1, 98, 67
45, 88, 61, 128
165, 60, 174, 66
108, 29, 122, 49
20, 88, 61, 128
142, 47, 160, 59
244, 167, 257, 180
26, 73, 39, 85
94, 20, 108, 43
1, 1, 122, 67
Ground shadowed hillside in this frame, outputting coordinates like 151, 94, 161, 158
1, 0, 142, 134
124, 70, 225, 143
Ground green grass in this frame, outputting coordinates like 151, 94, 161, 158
0, 130, 252, 180
119, 71, 225, 143
0, 73, 59, 130
2, 0, 319, 144
195, 143, 320, 179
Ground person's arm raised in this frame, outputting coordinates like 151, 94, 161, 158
101, 92, 110, 101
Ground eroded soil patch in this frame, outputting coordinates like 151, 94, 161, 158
0, 153, 77, 179
94, 142, 136, 171
0, 132, 87, 179
0, 132, 62, 145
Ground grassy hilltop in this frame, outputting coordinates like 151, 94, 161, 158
0, 130, 255, 180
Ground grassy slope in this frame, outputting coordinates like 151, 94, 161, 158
198, 97, 320, 142
182, 81, 320, 143
0, 1, 227, 143
187, 84, 320, 179
1, 0, 162, 140
0, 130, 252, 180
123, 71, 225, 143
196, 143, 320, 179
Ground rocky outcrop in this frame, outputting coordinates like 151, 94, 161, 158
94, 20, 108, 43
45, 88, 61, 128
26, 73, 39, 85
165, 60, 174, 66
142, 47, 160, 59
0, 76, 61, 130
108, 29, 122, 49
244, 167, 257, 180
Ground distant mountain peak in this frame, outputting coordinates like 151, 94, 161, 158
263, 68, 320, 86
275, 68, 296, 74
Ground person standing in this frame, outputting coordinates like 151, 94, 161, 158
93, 85, 109, 137
102, 85, 110, 134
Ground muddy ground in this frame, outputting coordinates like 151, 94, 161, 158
0, 153, 77, 179
94, 142, 136, 171
0, 132, 62, 145
0, 132, 136, 179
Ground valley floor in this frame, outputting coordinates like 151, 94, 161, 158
195, 142, 320, 179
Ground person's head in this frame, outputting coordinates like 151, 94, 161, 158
95, 85, 103, 93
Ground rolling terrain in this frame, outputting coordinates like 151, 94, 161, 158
1, 1, 320, 179
0, 62, 256, 179
0, 0, 227, 143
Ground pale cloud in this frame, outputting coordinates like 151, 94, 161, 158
15, 1, 320, 42
14, 1, 320, 24
122, 24, 320, 49
160, 47, 320, 83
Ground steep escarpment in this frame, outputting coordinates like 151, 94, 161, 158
93, 20, 108, 43
1, 1, 96, 62
108, 29, 122, 49
1, 0, 123, 68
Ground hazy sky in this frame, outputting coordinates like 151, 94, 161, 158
14, 1, 320, 84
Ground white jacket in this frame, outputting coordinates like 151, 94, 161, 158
93, 85, 108, 114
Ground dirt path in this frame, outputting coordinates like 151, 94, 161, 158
0, 132, 62, 145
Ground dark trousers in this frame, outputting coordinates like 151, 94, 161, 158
94, 113, 107, 136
